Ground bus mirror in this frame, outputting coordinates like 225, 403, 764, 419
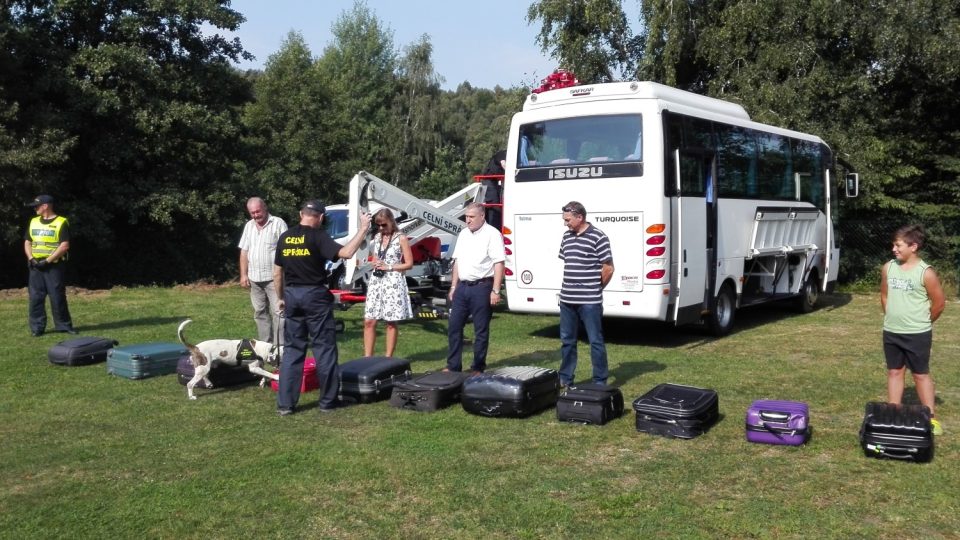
845, 173, 859, 198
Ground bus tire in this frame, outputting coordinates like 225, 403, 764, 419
707, 283, 736, 337
796, 272, 820, 314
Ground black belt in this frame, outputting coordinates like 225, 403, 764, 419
462, 277, 493, 286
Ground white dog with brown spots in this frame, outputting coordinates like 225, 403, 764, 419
177, 319, 281, 400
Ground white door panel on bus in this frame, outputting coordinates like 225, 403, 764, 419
512, 212, 644, 293
676, 198, 708, 309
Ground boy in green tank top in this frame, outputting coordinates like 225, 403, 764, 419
880, 224, 946, 435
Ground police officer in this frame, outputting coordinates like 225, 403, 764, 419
273, 200, 371, 416
23, 194, 77, 337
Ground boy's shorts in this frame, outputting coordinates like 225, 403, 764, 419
883, 330, 932, 374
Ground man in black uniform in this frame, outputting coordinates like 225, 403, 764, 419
23, 194, 77, 337
273, 200, 371, 415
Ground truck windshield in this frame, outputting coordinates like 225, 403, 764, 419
324, 209, 349, 240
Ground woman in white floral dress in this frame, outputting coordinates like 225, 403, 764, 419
364, 209, 414, 357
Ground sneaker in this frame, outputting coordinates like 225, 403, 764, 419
931, 418, 943, 436
277, 408, 294, 417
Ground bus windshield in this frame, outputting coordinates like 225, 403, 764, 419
517, 114, 642, 167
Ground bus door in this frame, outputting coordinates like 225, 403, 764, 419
672, 149, 717, 325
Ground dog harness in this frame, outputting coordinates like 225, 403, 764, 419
236, 339, 262, 364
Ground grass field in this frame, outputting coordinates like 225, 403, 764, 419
1, 285, 957, 539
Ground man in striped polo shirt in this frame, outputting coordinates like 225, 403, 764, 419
239, 197, 288, 342
558, 201, 614, 387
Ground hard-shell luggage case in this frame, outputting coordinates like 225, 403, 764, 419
389, 371, 469, 412
106, 342, 189, 380
556, 383, 624, 426
339, 356, 411, 404
48, 336, 118, 366
270, 357, 319, 393
461, 366, 560, 418
632, 383, 719, 439
860, 402, 933, 463
176, 353, 258, 389
745, 399, 811, 446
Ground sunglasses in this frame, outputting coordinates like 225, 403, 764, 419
561, 206, 581, 216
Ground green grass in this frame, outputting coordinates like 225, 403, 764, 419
1, 285, 957, 539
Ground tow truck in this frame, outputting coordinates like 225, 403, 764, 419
331, 171, 488, 312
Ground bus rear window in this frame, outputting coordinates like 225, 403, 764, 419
517, 114, 643, 169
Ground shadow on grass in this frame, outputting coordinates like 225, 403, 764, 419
77, 316, 189, 332
902, 387, 944, 407
528, 292, 856, 348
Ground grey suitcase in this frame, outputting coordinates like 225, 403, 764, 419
461, 366, 560, 418
48, 336, 118, 366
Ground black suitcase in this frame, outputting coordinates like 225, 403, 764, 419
632, 383, 719, 439
461, 366, 560, 418
48, 336, 118, 366
339, 356, 411, 404
389, 371, 469, 412
175, 353, 259, 389
556, 383, 624, 426
859, 402, 934, 463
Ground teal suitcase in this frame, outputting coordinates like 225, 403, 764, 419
107, 342, 189, 380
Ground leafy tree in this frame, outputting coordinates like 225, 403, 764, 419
315, 1, 398, 197
0, 0, 254, 287
527, 0, 637, 83
415, 143, 468, 201
387, 34, 443, 190
242, 31, 331, 216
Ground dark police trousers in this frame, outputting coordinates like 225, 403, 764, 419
277, 286, 340, 410
28, 262, 73, 334
446, 277, 493, 372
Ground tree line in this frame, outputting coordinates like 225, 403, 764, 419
2, 0, 958, 289
1, 1, 524, 288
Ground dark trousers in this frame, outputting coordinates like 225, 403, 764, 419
446, 280, 493, 372
277, 286, 339, 410
28, 263, 73, 333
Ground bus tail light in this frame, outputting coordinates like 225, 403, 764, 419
646, 269, 666, 279
646, 235, 665, 245
504, 268, 514, 276
502, 236, 512, 245
646, 224, 666, 234
504, 247, 513, 255
646, 246, 665, 256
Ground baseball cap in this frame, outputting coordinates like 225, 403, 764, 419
26, 194, 54, 207
300, 199, 325, 214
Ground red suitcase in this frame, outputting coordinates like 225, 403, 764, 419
270, 357, 319, 393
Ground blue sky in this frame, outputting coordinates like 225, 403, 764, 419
225, 0, 593, 90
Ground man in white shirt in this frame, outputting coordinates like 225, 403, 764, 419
239, 197, 287, 342
444, 202, 505, 374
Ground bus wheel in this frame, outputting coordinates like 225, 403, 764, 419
796, 273, 820, 313
707, 284, 736, 337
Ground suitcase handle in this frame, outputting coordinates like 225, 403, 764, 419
759, 411, 790, 422
758, 422, 800, 435
868, 444, 919, 460
638, 414, 677, 425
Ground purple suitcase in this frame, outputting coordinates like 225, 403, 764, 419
745, 399, 810, 446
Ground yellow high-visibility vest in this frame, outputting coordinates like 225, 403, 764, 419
29, 215, 68, 261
